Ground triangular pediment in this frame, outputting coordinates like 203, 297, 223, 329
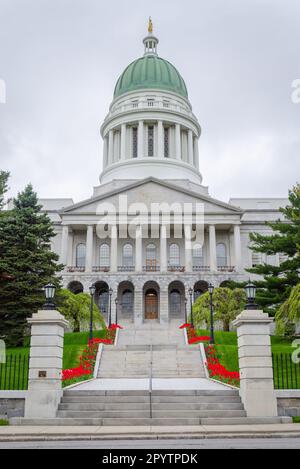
61, 178, 242, 216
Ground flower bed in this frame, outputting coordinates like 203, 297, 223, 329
205, 344, 240, 387
62, 324, 121, 387
179, 323, 210, 344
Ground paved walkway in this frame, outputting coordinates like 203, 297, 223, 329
0, 424, 299, 442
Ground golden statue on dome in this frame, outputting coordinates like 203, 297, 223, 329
148, 17, 153, 34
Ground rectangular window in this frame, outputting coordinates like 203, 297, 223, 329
163, 100, 169, 108
164, 127, 169, 158
147, 99, 154, 107
132, 100, 138, 108
132, 127, 137, 158
148, 125, 154, 156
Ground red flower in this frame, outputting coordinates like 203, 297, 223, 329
179, 323, 192, 329
109, 323, 124, 330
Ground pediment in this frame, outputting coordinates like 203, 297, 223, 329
61, 178, 242, 216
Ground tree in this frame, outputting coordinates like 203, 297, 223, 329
0, 184, 63, 346
56, 289, 106, 332
275, 284, 300, 337
247, 184, 300, 315
0, 170, 9, 210
192, 287, 246, 332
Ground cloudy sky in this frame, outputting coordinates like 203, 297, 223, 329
0, 0, 299, 204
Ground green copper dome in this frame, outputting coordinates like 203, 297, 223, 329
114, 55, 188, 99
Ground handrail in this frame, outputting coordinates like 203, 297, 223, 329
149, 344, 153, 419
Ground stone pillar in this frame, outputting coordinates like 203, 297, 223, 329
85, 225, 94, 273
60, 225, 69, 266
134, 290, 143, 325
184, 224, 192, 272
24, 309, 69, 419
188, 129, 194, 165
108, 129, 114, 165
160, 224, 168, 272
135, 225, 142, 272
110, 224, 118, 272
138, 120, 144, 158
120, 124, 126, 160
209, 224, 217, 272
233, 224, 242, 271
160, 289, 169, 325
232, 310, 278, 417
175, 124, 181, 160
157, 120, 164, 158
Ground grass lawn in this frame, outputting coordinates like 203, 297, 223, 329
197, 328, 300, 389
0, 419, 9, 426
293, 417, 300, 423
0, 329, 107, 390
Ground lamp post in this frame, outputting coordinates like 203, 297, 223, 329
43, 283, 56, 310
208, 283, 215, 344
184, 297, 188, 324
188, 287, 194, 328
89, 284, 96, 341
108, 288, 113, 327
245, 282, 257, 310
115, 297, 119, 325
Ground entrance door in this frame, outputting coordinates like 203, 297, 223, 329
145, 289, 158, 319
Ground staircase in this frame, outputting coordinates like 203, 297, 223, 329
12, 389, 286, 426
97, 344, 206, 379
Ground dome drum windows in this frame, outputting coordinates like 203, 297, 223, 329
132, 127, 138, 158
147, 125, 154, 156
164, 127, 169, 158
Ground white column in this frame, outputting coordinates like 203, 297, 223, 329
103, 136, 108, 167
175, 124, 181, 160
188, 129, 194, 165
234, 224, 242, 271
110, 225, 118, 272
85, 225, 93, 273
157, 120, 164, 158
160, 224, 168, 272
194, 137, 199, 169
209, 224, 217, 272
120, 124, 126, 160
108, 129, 114, 164
138, 120, 144, 158
67, 230, 73, 266
184, 224, 192, 272
60, 225, 69, 266
135, 225, 142, 272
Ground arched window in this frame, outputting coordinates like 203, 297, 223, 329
99, 243, 110, 267
122, 289, 134, 316
169, 289, 181, 316
123, 243, 133, 267
193, 244, 203, 266
169, 243, 180, 266
76, 243, 86, 267
217, 243, 227, 267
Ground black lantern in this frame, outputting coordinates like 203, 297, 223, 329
115, 298, 119, 325
188, 287, 194, 328
208, 283, 215, 344
245, 282, 257, 310
43, 283, 56, 310
89, 284, 96, 340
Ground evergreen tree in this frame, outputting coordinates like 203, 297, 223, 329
0, 170, 9, 210
248, 184, 300, 314
0, 184, 63, 346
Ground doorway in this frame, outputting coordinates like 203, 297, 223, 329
145, 289, 158, 319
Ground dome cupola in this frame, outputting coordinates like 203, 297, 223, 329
99, 19, 202, 185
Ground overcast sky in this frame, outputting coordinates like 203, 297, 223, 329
0, 0, 299, 204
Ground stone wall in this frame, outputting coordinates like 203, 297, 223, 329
276, 391, 300, 417
0, 392, 26, 419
